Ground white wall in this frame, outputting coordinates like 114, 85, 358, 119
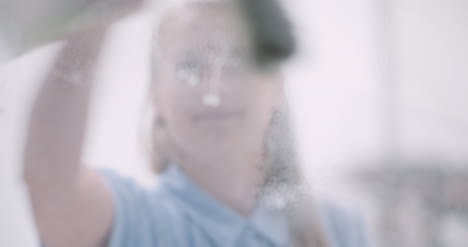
395, 0, 468, 163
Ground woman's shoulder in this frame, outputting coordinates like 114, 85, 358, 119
95, 168, 176, 210
95, 168, 182, 247
316, 200, 375, 247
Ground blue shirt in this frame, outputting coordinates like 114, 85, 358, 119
99, 165, 372, 247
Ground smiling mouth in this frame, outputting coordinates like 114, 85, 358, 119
192, 110, 244, 123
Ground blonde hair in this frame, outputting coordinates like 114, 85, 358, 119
147, 2, 331, 246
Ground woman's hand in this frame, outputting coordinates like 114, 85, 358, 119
1, 0, 145, 59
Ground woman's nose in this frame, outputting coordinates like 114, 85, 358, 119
202, 76, 222, 107
202, 56, 229, 107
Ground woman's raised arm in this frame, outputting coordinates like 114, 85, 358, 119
23, 28, 114, 247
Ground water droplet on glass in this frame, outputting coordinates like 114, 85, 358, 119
202, 94, 220, 107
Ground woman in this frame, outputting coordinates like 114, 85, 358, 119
24, 1, 372, 247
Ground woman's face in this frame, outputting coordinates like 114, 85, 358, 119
152, 4, 284, 161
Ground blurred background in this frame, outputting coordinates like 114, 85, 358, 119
1, 0, 468, 246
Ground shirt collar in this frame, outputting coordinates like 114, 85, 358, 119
159, 165, 289, 246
